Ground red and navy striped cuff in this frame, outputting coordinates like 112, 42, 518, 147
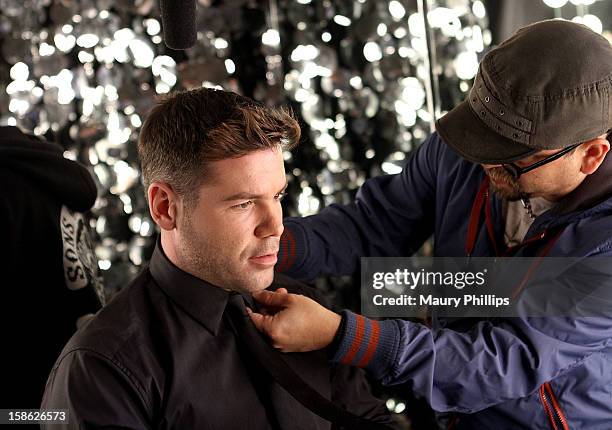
331, 310, 399, 377
275, 222, 307, 275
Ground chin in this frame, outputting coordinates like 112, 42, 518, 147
234, 269, 274, 294
253, 270, 275, 291
489, 183, 522, 201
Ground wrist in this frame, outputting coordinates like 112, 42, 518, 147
326, 312, 347, 357
326, 311, 342, 345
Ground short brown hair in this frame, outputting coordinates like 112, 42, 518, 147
138, 88, 300, 203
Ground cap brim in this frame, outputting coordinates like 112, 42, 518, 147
435, 100, 538, 164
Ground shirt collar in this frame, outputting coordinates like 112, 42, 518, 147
149, 239, 230, 336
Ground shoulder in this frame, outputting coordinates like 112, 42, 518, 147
551, 209, 612, 256
47, 271, 161, 410
43, 347, 153, 423
61, 269, 155, 361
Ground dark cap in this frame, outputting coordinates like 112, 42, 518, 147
436, 19, 612, 164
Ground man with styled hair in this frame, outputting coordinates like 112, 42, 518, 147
42, 88, 396, 429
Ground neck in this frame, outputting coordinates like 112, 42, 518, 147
160, 232, 180, 268
533, 178, 586, 202
159, 232, 231, 291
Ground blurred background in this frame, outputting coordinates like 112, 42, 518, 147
1, 0, 610, 427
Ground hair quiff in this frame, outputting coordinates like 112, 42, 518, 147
137, 87, 300, 202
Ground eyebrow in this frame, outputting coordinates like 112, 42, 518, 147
222, 182, 288, 202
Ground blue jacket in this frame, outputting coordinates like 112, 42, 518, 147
277, 133, 612, 429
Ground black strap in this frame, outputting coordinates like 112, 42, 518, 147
226, 310, 282, 430
225, 294, 391, 430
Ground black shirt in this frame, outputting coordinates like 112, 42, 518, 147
41, 242, 393, 429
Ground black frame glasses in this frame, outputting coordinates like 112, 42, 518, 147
502, 142, 583, 180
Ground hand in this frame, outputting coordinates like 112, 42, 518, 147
248, 289, 342, 352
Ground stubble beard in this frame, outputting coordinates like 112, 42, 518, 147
486, 167, 528, 201
178, 215, 273, 294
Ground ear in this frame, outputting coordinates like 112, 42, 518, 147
580, 135, 610, 175
148, 182, 179, 231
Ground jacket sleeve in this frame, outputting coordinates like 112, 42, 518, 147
330, 309, 612, 414
41, 349, 151, 429
276, 134, 442, 281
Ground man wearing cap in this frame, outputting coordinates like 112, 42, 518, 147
248, 20, 612, 429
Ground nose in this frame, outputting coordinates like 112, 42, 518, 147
254, 201, 284, 239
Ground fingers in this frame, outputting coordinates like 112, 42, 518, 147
247, 308, 266, 332
255, 288, 289, 315
252, 289, 292, 307
247, 307, 289, 350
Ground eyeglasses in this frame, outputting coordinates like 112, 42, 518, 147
502, 142, 583, 180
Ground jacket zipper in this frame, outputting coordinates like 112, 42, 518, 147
539, 383, 569, 430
